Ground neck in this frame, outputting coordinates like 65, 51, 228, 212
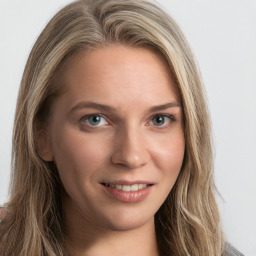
63, 199, 159, 256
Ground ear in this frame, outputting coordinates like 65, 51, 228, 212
37, 130, 54, 162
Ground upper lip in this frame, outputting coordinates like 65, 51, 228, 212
101, 180, 154, 185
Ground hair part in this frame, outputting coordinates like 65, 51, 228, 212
0, 0, 224, 255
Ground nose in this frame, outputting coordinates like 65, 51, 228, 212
111, 127, 150, 169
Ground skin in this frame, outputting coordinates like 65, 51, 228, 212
0, 208, 6, 220
38, 46, 185, 256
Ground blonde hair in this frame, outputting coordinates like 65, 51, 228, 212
0, 0, 224, 255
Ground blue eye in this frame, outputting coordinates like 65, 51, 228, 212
150, 115, 174, 127
83, 115, 108, 126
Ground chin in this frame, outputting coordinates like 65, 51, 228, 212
101, 209, 155, 232
106, 219, 152, 232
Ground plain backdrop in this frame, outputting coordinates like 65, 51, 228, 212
0, 0, 255, 255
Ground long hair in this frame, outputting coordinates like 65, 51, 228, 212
0, 0, 224, 255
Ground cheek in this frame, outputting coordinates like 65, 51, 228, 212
148, 131, 185, 207
150, 131, 185, 175
50, 127, 110, 182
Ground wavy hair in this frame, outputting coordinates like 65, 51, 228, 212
0, 0, 224, 255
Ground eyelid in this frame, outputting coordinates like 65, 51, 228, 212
147, 113, 176, 127
80, 114, 109, 126
150, 113, 176, 120
79, 112, 176, 128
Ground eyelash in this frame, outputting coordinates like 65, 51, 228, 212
80, 113, 176, 128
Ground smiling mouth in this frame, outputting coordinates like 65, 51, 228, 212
102, 183, 153, 192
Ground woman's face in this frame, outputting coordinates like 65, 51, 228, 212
40, 46, 185, 232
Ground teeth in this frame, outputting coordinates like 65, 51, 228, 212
116, 184, 122, 189
131, 184, 138, 191
105, 183, 148, 191
138, 184, 146, 190
122, 185, 130, 192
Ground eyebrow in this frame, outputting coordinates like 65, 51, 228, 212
69, 102, 117, 114
69, 101, 181, 115
146, 102, 181, 113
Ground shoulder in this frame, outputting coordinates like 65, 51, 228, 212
223, 242, 245, 256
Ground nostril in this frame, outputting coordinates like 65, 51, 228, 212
111, 151, 150, 169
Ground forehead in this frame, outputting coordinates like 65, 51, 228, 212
61, 45, 180, 101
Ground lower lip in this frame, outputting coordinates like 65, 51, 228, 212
102, 185, 153, 203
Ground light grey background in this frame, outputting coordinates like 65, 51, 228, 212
0, 0, 255, 255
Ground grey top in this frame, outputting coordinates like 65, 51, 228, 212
224, 243, 245, 256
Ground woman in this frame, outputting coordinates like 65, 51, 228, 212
0, 0, 244, 255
